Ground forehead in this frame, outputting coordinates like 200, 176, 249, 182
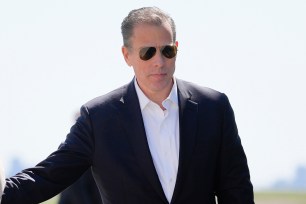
130, 23, 173, 47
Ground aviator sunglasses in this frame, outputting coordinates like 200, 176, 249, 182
139, 45, 178, 61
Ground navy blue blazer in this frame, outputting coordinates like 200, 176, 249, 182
2, 79, 254, 204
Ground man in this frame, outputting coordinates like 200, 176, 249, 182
1, 7, 254, 204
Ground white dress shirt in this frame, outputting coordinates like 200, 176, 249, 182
134, 78, 180, 202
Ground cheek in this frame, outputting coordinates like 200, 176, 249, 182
132, 64, 147, 77
167, 60, 176, 71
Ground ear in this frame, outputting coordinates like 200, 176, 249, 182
122, 46, 132, 67
175, 41, 178, 48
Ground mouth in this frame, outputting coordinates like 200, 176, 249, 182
149, 73, 167, 80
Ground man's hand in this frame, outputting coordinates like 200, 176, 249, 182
0, 160, 5, 202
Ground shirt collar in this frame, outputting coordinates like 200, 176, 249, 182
134, 77, 178, 111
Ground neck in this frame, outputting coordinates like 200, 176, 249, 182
147, 92, 169, 110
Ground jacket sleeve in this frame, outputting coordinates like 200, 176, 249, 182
1, 106, 94, 204
215, 94, 254, 204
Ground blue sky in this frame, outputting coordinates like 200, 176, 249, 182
0, 0, 305, 190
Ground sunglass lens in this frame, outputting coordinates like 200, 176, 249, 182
162, 45, 177, 59
139, 47, 156, 61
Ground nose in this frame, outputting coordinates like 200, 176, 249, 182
152, 50, 165, 68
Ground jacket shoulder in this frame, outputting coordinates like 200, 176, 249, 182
84, 84, 127, 109
78, 83, 130, 120
177, 79, 227, 103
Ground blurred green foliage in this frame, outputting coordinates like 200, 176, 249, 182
255, 191, 306, 204
41, 195, 59, 204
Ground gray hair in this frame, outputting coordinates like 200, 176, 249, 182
121, 7, 176, 48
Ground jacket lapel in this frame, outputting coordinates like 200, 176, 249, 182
171, 79, 199, 203
118, 80, 168, 203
